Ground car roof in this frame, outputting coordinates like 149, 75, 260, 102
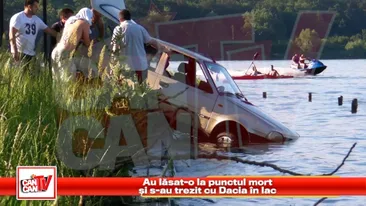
154, 38, 214, 62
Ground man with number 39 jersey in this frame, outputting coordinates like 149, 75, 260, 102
9, 0, 57, 64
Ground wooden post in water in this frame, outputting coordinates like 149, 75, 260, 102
263, 92, 267, 99
308, 93, 312, 102
338, 96, 343, 106
352, 99, 358, 114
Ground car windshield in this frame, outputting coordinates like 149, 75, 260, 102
204, 62, 243, 96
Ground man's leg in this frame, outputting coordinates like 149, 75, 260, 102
20, 53, 34, 74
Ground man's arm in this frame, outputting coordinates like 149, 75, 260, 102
9, 27, 19, 61
142, 28, 170, 53
9, 15, 21, 61
44, 27, 57, 38
38, 18, 57, 38
49, 23, 59, 49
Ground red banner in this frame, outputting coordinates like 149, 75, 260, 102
4, 177, 366, 197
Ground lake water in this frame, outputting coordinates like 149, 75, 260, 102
172, 59, 366, 206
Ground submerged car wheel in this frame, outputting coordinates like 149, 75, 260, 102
214, 124, 249, 149
216, 132, 238, 148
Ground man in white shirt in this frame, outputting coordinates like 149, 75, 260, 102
111, 9, 168, 84
9, 0, 57, 67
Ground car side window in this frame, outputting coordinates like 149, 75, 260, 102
195, 62, 213, 93
161, 52, 213, 93
163, 53, 189, 83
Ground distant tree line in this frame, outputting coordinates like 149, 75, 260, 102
2, 0, 366, 59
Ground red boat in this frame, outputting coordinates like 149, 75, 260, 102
231, 52, 294, 80
232, 74, 294, 80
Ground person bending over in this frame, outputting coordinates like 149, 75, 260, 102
51, 8, 93, 80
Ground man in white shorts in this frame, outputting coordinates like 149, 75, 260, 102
9, 0, 57, 69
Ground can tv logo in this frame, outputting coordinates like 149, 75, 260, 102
16, 166, 57, 200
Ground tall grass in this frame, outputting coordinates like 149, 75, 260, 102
0, 43, 158, 205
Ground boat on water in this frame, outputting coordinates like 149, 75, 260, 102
290, 59, 327, 76
232, 74, 294, 80
232, 54, 294, 80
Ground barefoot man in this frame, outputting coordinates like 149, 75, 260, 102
51, 7, 93, 81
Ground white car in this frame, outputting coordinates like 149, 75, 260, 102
145, 40, 300, 147
91, 0, 300, 148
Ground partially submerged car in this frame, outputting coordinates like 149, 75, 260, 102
145, 40, 300, 147
90, 0, 300, 148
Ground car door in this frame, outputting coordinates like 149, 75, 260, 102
157, 55, 192, 129
185, 61, 218, 132
157, 53, 218, 133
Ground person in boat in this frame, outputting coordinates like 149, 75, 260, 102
251, 65, 262, 76
299, 54, 308, 68
268, 65, 280, 77
292, 54, 300, 68
51, 8, 94, 81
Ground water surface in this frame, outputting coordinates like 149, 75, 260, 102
173, 59, 366, 206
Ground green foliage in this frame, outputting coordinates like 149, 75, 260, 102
295, 29, 321, 55
0, 42, 159, 205
3, 0, 366, 59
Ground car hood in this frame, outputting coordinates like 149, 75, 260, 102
227, 97, 300, 139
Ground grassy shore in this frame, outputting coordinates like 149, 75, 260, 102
0, 48, 158, 205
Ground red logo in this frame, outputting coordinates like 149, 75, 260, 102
16, 166, 57, 200
20, 174, 53, 193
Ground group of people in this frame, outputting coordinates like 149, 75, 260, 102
250, 65, 280, 77
291, 53, 308, 69
247, 53, 310, 76
9, 1, 104, 67
9, 0, 165, 84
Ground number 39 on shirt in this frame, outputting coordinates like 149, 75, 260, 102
25, 23, 37, 35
